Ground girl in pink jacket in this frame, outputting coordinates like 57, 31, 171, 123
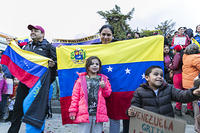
69, 56, 112, 133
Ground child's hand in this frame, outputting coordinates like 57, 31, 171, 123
128, 106, 136, 117
99, 80, 105, 88
70, 115, 76, 120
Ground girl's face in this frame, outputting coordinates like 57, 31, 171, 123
164, 46, 169, 54
145, 68, 163, 90
197, 25, 200, 33
178, 27, 185, 35
100, 28, 113, 44
88, 59, 100, 74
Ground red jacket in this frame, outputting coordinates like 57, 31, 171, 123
69, 72, 112, 123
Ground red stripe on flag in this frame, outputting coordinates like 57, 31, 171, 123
60, 91, 134, 125
106, 91, 134, 120
1, 55, 39, 88
60, 96, 75, 125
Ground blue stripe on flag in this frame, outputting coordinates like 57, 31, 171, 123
3, 46, 47, 77
58, 61, 164, 97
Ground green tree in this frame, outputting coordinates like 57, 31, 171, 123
97, 5, 134, 40
155, 19, 176, 36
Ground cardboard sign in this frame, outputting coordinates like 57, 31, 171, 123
129, 106, 186, 133
5, 78, 13, 94
174, 37, 186, 46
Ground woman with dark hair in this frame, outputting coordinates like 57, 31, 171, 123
171, 27, 191, 49
95, 25, 121, 133
182, 44, 200, 117
98, 25, 115, 44
193, 24, 200, 45
169, 45, 184, 116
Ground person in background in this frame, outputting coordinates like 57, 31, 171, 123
193, 24, 200, 45
169, 45, 184, 116
126, 32, 133, 40
165, 33, 172, 46
5, 78, 19, 122
182, 44, 200, 117
134, 32, 140, 39
0, 51, 13, 122
171, 27, 191, 49
0, 64, 8, 122
164, 45, 173, 84
69, 56, 112, 133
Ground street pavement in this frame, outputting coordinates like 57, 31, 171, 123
0, 113, 197, 133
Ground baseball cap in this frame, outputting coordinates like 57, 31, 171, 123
28, 25, 45, 33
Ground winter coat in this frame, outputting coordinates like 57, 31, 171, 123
0, 73, 7, 101
131, 83, 198, 117
69, 72, 112, 123
182, 54, 200, 89
169, 52, 182, 74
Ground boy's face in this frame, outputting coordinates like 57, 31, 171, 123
145, 68, 163, 89
88, 59, 100, 74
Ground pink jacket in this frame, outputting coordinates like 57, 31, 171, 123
69, 72, 112, 123
0, 73, 7, 101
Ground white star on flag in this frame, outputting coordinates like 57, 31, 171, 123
125, 68, 131, 74
142, 73, 145, 79
107, 66, 113, 72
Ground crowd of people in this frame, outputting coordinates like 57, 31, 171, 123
1, 23, 200, 133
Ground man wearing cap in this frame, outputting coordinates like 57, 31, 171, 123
8, 25, 57, 133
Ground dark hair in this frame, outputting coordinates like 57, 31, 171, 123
126, 32, 132, 36
134, 32, 140, 37
99, 25, 114, 34
178, 27, 184, 31
185, 44, 200, 55
85, 56, 102, 74
185, 28, 193, 38
145, 65, 162, 76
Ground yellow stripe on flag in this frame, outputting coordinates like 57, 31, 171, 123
9, 41, 49, 68
57, 35, 164, 70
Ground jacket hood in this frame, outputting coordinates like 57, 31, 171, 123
140, 81, 168, 90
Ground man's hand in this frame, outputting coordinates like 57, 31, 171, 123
6, 37, 13, 44
48, 59, 55, 68
70, 115, 75, 120
99, 80, 105, 88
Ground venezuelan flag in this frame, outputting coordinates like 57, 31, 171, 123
17, 37, 29, 47
1, 41, 51, 132
57, 35, 164, 124
1, 41, 49, 88
192, 38, 200, 48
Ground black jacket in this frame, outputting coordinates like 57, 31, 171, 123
23, 39, 56, 61
23, 39, 57, 83
131, 83, 198, 117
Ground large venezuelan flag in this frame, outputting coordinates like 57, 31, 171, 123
57, 35, 164, 124
1, 41, 51, 132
